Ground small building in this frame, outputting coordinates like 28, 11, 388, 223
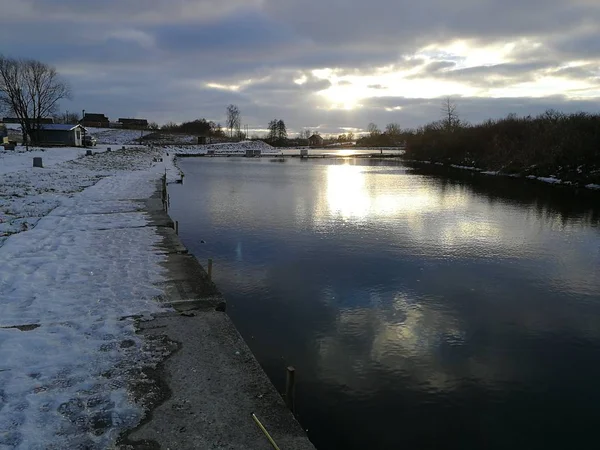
308, 134, 324, 148
36, 124, 86, 147
118, 118, 148, 129
82, 113, 110, 128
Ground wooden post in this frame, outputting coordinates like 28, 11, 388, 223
207, 258, 213, 281
285, 366, 296, 414
175, 220, 179, 235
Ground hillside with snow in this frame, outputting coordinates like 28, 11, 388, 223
167, 140, 281, 156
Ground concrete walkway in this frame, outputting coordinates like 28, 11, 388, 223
119, 184, 316, 449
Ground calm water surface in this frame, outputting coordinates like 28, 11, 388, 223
169, 157, 600, 450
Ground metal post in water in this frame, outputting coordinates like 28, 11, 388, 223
207, 258, 213, 281
285, 366, 296, 414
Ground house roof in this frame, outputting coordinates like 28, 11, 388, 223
308, 134, 323, 140
118, 118, 148, 123
83, 113, 108, 120
39, 124, 86, 131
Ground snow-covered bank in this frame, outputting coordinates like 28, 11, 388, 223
0, 145, 113, 175
0, 147, 181, 448
86, 127, 146, 146
405, 159, 600, 192
167, 140, 281, 156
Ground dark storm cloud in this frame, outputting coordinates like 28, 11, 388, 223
152, 11, 301, 57
264, 0, 600, 48
1, 0, 599, 131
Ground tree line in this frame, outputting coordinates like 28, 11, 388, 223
403, 107, 600, 185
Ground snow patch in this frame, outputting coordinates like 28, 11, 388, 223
168, 140, 281, 156
536, 176, 562, 184
0, 146, 179, 448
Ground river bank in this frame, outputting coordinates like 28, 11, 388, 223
0, 145, 314, 449
120, 176, 315, 449
400, 157, 600, 191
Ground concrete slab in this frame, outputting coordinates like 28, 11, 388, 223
117, 181, 314, 449
155, 226, 189, 255
153, 280, 223, 311
124, 312, 316, 450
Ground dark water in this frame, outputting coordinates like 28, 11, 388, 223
168, 157, 600, 450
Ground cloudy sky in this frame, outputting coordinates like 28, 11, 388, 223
1, 0, 599, 134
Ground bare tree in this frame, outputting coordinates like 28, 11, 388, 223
0, 55, 71, 148
299, 128, 312, 140
367, 122, 380, 137
441, 97, 460, 130
385, 122, 401, 136
225, 104, 241, 139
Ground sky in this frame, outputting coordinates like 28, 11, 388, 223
1, 0, 599, 135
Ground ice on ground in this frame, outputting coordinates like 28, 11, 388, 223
86, 128, 147, 146
0, 146, 111, 175
0, 147, 178, 449
586, 184, 600, 190
536, 176, 562, 184
450, 164, 479, 171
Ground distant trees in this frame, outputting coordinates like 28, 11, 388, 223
225, 104, 241, 139
160, 118, 225, 137
367, 122, 381, 138
53, 110, 80, 124
385, 122, 401, 137
357, 122, 405, 147
268, 119, 288, 146
441, 97, 460, 130
0, 55, 71, 147
404, 110, 600, 185
299, 129, 312, 140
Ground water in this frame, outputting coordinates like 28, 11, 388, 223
168, 157, 600, 450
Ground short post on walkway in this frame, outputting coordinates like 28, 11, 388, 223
285, 366, 296, 414
33, 157, 43, 168
207, 258, 213, 281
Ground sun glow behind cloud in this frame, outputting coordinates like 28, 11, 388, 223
312, 38, 598, 110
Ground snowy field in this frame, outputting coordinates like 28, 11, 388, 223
0, 146, 113, 175
0, 145, 182, 448
167, 139, 282, 155
85, 128, 146, 146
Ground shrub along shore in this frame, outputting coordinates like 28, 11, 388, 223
401, 110, 600, 187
